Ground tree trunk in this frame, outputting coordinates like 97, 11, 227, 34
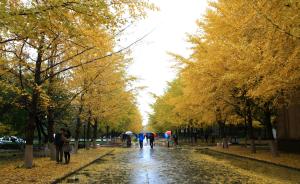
86, 122, 91, 150
74, 116, 81, 153
47, 57, 56, 159
111, 130, 114, 143
106, 125, 109, 144
40, 122, 48, 144
250, 139, 256, 153
223, 137, 229, 149
185, 127, 188, 143
265, 110, 273, 140
189, 126, 193, 143
244, 120, 248, 148
25, 114, 35, 168
195, 128, 198, 143
25, 49, 43, 168
36, 117, 42, 147
24, 145, 33, 168
249, 125, 256, 153
188, 129, 191, 143
269, 140, 279, 157
47, 142, 55, 160
47, 108, 55, 160
74, 97, 83, 153
264, 104, 279, 156
25, 87, 39, 168
247, 103, 256, 153
74, 117, 81, 153
219, 121, 228, 149
93, 119, 98, 148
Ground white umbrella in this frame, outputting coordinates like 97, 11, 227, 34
125, 131, 133, 135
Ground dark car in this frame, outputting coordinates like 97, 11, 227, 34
0, 136, 25, 149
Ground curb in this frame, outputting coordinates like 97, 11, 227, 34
51, 149, 115, 184
196, 148, 300, 172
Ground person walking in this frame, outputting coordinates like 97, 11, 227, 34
54, 128, 64, 164
126, 135, 132, 147
204, 132, 209, 144
122, 133, 126, 143
165, 132, 171, 147
138, 133, 145, 149
146, 133, 150, 145
149, 133, 155, 149
173, 134, 178, 146
62, 129, 72, 164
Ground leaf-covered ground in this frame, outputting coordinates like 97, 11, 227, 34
0, 148, 114, 184
211, 146, 300, 170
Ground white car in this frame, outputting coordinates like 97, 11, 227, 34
0, 136, 25, 149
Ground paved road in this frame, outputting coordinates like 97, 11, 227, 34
62, 145, 299, 184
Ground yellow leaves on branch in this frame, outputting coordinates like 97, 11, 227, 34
150, 0, 299, 131
69, 47, 142, 131
0, 0, 150, 133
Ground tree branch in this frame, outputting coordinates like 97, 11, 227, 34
42, 30, 152, 83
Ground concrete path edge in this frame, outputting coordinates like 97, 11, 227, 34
51, 149, 115, 184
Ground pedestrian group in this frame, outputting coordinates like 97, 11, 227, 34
54, 128, 72, 164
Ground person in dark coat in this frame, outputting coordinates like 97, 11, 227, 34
126, 135, 131, 147
62, 130, 72, 164
122, 133, 127, 143
149, 133, 155, 149
146, 133, 150, 145
173, 134, 178, 146
54, 128, 65, 163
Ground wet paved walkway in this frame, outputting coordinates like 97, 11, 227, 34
61, 145, 300, 184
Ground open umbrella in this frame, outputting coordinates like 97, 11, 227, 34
125, 131, 133, 135
164, 130, 171, 139
165, 130, 171, 135
145, 132, 152, 137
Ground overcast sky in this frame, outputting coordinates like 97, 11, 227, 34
124, 0, 209, 125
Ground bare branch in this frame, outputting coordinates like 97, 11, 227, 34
41, 46, 94, 74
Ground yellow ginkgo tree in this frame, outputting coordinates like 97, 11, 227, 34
0, 0, 154, 168
150, 0, 299, 155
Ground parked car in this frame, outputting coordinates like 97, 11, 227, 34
0, 136, 25, 149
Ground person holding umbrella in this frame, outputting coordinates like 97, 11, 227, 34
125, 131, 133, 147
138, 133, 145, 149
149, 133, 155, 149
165, 131, 172, 147
127, 135, 132, 147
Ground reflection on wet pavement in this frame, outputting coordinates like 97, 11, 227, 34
61, 145, 300, 184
